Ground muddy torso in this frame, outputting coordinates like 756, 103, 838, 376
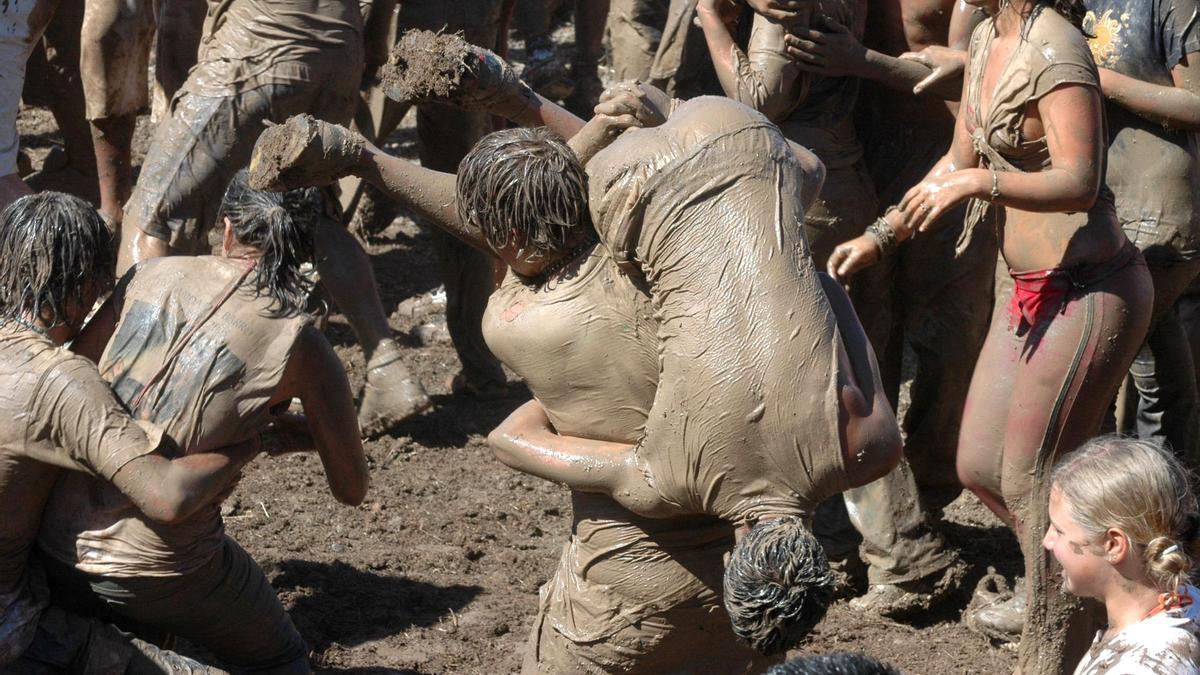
39, 256, 308, 578
0, 328, 158, 663
182, 0, 362, 96
482, 247, 733, 633
1084, 0, 1200, 262
964, 11, 1126, 272
588, 96, 846, 524
1074, 585, 1200, 674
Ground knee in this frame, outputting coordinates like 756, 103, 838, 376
723, 516, 834, 655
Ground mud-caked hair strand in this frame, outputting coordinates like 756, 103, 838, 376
723, 515, 835, 655
1052, 436, 1200, 594
220, 170, 320, 317
455, 127, 590, 255
0, 192, 115, 328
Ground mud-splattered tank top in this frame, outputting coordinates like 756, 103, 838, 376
39, 255, 309, 577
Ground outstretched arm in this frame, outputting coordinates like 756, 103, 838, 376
112, 440, 262, 524
1097, 52, 1200, 130
278, 325, 369, 506
488, 400, 666, 513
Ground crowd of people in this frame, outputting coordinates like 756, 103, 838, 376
1, 0, 1199, 672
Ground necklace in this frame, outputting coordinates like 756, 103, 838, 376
525, 234, 599, 286
4, 316, 49, 337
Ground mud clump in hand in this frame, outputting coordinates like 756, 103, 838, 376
248, 114, 365, 192
381, 30, 473, 103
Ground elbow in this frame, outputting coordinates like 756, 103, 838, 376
487, 428, 519, 470
139, 496, 192, 526
1064, 182, 1099, 213
334, 475, 368, 507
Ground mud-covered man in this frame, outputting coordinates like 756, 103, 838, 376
0, 192, 259, 672
115, 0, 429, 436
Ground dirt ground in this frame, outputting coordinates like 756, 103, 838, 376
14, 26, 1022, 675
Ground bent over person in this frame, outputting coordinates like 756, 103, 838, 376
0, 192, 259, 671
38, 174, 367, 673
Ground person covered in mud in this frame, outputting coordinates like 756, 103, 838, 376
1046, 437, 1200, 675
826, 0, 1154, 669
246, 46, 900, 665
36, 173, 367, 673
116, 0, 430, 437
0, 192, 260, 671
765, 0, 989, 620
0, 0, 56, 210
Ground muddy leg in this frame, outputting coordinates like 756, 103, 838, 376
607, 0, 670, 81
151, 0, 204, 121
565, 0, 610, 116
315, 214, 430, 435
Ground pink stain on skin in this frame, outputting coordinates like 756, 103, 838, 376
502, 303, 525, 322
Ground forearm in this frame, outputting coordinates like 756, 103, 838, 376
1099, 68, 1200, 130
698, 8, 744, 103
989, 167, 1097, 213
861, 49, 961, 100
116, 447, 257, 524
509, 93, 587, 138
354, 148, 490, 253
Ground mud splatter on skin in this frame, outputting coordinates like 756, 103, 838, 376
380, 30, 473, 103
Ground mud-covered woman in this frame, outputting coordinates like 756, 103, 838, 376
825, 0, 1153, 669
36, 173, 368, 673
248, 47, 901, 667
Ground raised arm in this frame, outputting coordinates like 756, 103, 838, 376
488, 400, 667, 515
699, 1, 812, 121
1097, 51, 1200, 130
278, 325, 369, 506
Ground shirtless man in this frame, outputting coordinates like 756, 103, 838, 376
40, 174, 367, 672
0, 192, 258, 671
782, 0, 991, 616
117, 0, 429, 436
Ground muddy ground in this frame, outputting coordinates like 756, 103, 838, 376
15, 28, 1021, 675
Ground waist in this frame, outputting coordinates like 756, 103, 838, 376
1010, 240, 1141, 289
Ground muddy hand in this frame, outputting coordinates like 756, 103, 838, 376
901, 46, 967, 95
596, 80, 672, 128
785, 18, 867, 77
826, 235, 881, 286
248, 114, 368, 192
568, 112, 642, 165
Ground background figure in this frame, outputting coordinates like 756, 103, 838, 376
0, 0, 57, 209
607, 0, 670, 81
514, 0, 610, 114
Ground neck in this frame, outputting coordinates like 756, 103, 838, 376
1102, 576, 1162, 633
14, 312, 71, 346
995, 0, 1034, 35
223, 244, 261, 261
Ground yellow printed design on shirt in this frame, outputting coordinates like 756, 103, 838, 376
1084, 9, 1131, 67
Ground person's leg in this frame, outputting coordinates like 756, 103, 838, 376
564, 0, 610, 116
607, 0, 670, 82
1, 0, 58, 211
80, 0, 156, 224
22, 0, 97, 184
150, 0, 205, 122
1128, 258, 1200, 465
992, 260, 1153, 675
80, 539, 310, 672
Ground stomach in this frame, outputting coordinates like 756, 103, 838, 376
1001, 204, 1127, 273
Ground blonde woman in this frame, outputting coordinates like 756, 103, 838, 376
1045, 436, 1200, 674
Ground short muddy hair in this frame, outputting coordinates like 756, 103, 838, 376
1052, 435, 1200, 594
0, 192, 114, 328
455, 126, 590, 255
723, 516, 835, 655
767, 652, 902, 675
220, 170, 320, 317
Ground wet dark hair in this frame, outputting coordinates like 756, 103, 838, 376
455, 126, 590, 255
0, 192, 114, 328
1037, 0, 1088, 33
219, 170, 320, 317
723, 516, 835, 655
767, 652, 903, 675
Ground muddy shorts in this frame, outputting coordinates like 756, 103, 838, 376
0, 0, 56, 175
45, 537, 307, 673
128, 58, 358, 250
80, 0, 156, 120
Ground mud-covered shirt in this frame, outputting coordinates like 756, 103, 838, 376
182, 0, 363, 96
1083, 0, 1200, 261
0, 327, 161, 665
39, 256, 308, 578
1073, 585, 1200, 674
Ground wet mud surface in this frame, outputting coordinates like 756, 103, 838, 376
15, 34, 1019, 675
382, 30, 472, 104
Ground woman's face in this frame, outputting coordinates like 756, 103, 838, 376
1043, 487, 1109, 600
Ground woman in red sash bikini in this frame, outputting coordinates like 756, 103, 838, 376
826, 0, 1153, 669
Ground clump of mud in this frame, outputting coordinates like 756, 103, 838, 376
381, 30, 473, 103
249, 114, 363, 192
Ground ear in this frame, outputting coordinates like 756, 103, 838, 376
222, 216, 235, 254
1104, 527, 1130, 564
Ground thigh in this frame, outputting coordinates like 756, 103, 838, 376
999, 262, 1154, 513
80, 0, 155, 119
92, 539, 307, 672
